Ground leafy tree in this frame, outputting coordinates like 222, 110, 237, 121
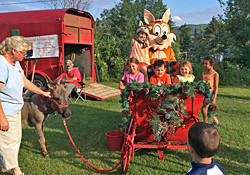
178, 24, 192, 59
44, 0, 92, 10
172, 37, 181, 60
218, 0, 250, 66
203, 16, 227, 59
94, 0, 170, 80
190, 25, 209, 61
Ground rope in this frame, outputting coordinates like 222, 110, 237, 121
62, 119, 126, 172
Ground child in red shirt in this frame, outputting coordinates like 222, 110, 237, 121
149, 60, 171, 86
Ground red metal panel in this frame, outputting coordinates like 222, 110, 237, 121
79, 29, 92, 43
64, 13, 78, 26
79, 17, 92, 28
0, 9, 68, 24
64, 26, 79, 43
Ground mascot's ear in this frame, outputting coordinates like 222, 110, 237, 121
144, 9, 155, 24
162, 8, 170, 23
138, 20, 144, 27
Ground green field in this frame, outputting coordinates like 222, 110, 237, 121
3, 85, 250, 175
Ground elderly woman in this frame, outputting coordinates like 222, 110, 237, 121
0, 36, 51, 175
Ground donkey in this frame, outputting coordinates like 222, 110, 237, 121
21, 76, 72, 157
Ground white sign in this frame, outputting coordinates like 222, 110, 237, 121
26, 34, 59, 58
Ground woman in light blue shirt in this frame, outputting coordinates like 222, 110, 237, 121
0, 36, 51, 175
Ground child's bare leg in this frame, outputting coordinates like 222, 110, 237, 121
210, 113, 219, 124
140, 66, 148, 82
202, 103, 209, 123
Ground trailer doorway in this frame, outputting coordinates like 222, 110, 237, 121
64, 44, 93, 79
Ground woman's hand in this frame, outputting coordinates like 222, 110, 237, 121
0, 83, 9, 131
0, 115, 9, 131
42, 91, 51, 98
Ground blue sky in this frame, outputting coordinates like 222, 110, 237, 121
0, 0, 224, 26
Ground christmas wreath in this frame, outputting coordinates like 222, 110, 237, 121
120, 80, 211, 141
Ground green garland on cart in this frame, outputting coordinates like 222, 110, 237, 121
120, 80, 211, 140
151, 96, 186, 141
207, 103, 219, 121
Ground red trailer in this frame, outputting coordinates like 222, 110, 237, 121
0, 8, 95, 86
0, 9, 120, 100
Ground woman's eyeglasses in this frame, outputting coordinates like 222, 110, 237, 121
19, 50, 27, 56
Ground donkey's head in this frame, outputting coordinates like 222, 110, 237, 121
45, 76, 72, 119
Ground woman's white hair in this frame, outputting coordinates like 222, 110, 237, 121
0, 36, 31, 55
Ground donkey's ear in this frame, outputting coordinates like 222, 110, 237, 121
60, 76, 66, 85
45, 75, 55, 89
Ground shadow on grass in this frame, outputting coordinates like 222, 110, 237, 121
20, 99, 250, 174
132, 148, 190, 173
218, 94, 250, 101
21, 102, 124, 174
217, 143, 250, 173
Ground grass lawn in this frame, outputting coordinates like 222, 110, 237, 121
3, 85, 249, 175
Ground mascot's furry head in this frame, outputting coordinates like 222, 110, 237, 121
144, 8, 176, 51
134, 21, 149, 48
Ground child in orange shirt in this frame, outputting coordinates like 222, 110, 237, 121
173, 60, 195, 83
149, 60, 171, 86
201, 56, 220, 126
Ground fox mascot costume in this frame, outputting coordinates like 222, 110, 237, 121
144, 8, 176, 64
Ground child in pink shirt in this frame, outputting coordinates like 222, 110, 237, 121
119, 57, 144, 89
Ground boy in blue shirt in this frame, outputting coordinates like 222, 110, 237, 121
186, 122, 225, 175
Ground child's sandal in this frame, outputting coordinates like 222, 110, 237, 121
212, 121, 221, 127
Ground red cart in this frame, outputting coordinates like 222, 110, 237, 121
120, 82, 208, 173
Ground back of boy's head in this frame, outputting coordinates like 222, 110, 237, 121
188, 122, 220, 158
204, 55, 217, 68
153, 60, 165, 69
179, 60, 193, 74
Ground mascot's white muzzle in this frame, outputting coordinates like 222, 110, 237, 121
155, 34, 168, 45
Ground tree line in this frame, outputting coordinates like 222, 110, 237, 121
93, 0, 249, 85
44, 0, 249, 85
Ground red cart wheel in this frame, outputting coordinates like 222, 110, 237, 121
122, 144, 132, 174
121, 115, 136, 174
